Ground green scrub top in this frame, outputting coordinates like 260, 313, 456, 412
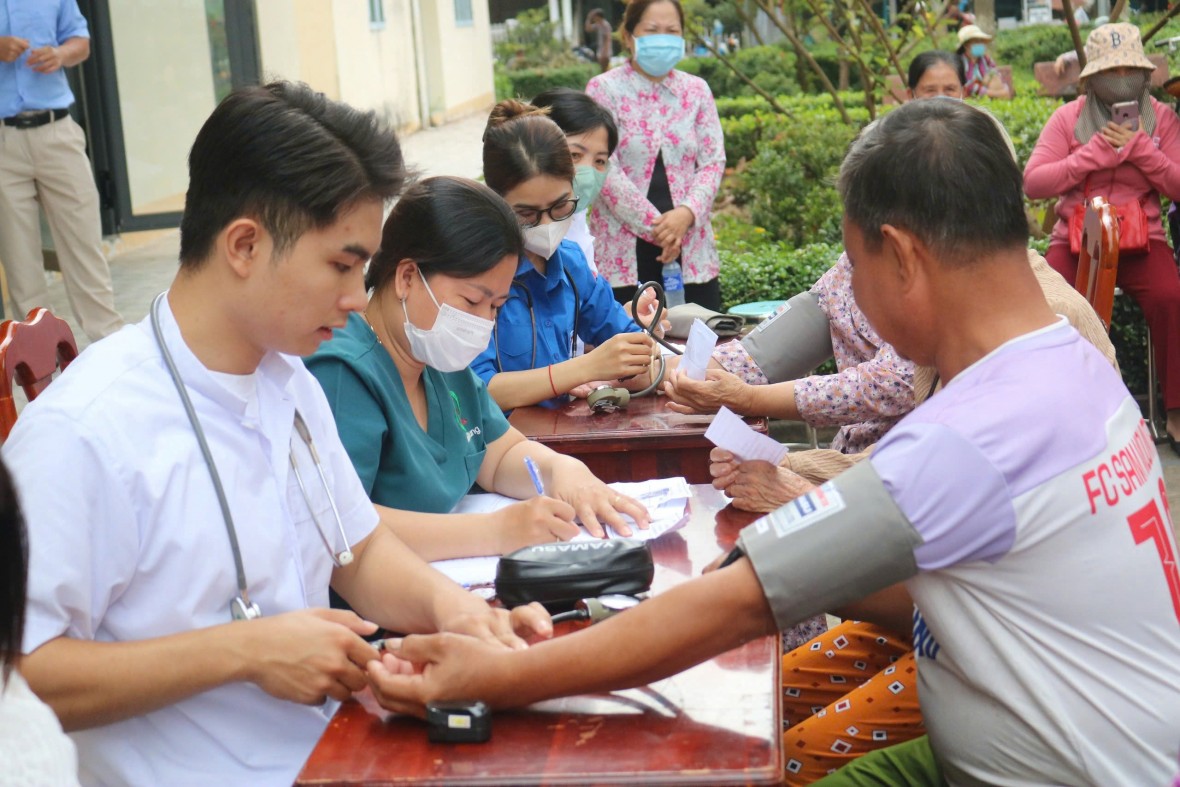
305, 312, 511, 514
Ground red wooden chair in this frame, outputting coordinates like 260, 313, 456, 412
0, 308, 79, 440
1073, 196, 1119, 332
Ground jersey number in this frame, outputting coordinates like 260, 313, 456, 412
1126, 479, 1180, 626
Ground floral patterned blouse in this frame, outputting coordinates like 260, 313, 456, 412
586, 62, 725, 287
714, 253, 915, 454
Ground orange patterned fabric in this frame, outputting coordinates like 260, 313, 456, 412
781, 621, 925, 784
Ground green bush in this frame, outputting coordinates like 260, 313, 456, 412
718, 238, 839, 309
501, 64, 599, 101
742, 108, 865, 246
992, 23, 1084, 73
969, 94, 1058, 169
1112, 297, 1149, 397
494, 8, 578, 69
681, 45, 800, 100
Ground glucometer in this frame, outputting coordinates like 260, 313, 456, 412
426, 701, 492, 743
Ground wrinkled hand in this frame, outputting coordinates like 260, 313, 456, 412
550, 457, 650, 537
25, 45, 63, 74
493, 496, 579, 553
367, 633, 514, 718
663, 367, 749, 415
586, 332, 656, 381
709, 447, 815, 513
0, 36, 29, 63
1100, 121, 1136, 149
439, 599, 553, 651
244, 608, 380, 705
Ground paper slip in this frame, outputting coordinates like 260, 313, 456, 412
679, 318, 717, 380
704, 406, 788, 465
432, 477, 692, 588
432, 555, 500, 589
571, 476, 692, 541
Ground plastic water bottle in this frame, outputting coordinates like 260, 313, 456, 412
661, 260, 686, 308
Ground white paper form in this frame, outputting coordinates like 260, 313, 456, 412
679, 318, 717, 380
431, 477, 693, 588
704, 406, 789, 465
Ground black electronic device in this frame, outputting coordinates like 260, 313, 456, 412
426, 701, 492, 744
495, 538, 654, 612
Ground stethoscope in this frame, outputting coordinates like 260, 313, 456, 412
150, 293, 354, 623
492, 269, 580, 372
491, 271, 682, 410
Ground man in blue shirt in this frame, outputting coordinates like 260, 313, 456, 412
0, 0, 123, 339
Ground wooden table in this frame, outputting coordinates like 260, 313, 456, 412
296, 485, 781, 786
508, 395, 769, 485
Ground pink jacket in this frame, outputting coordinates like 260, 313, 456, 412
585, 63, 725, 286
1024, 96, 1180, 246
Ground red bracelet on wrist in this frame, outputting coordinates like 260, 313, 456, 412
547, 364, 559, 397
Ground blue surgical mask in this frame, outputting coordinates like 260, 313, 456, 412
572, 165, 608, 211
969, 43, 987, 58
634, 34, 684, 78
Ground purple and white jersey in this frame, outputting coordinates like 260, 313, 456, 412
871, 318, 1180, 785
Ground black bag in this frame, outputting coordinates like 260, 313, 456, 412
495, 539, 654, 613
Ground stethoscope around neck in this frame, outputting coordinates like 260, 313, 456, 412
493, 269, 580, 372
149, 293, 354, 622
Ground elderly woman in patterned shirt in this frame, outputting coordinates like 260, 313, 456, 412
665, 252, 916, 457
585, 0, 726, 310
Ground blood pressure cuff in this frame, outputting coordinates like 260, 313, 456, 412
495, 538, 654, 613
740, 291, 833, 384
736, 459, 922, 630
665, 303, 743, 340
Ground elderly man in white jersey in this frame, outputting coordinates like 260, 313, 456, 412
7, 81, 551, 786
366, 98, 1180, 785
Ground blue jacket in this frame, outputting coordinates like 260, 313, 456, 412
472, 240, 640, 408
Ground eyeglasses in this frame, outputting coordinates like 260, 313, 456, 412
515, 196, 580, 229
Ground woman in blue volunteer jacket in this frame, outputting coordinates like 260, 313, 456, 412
470, 99, 659, 411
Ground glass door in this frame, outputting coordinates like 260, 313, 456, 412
77, 0, 259, 233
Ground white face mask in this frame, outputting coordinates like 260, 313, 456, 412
402, 267, 494, 372
522, 216, 572, 259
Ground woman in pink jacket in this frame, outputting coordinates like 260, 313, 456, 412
585, 0, 725, 311
1025, 23, 1180, 450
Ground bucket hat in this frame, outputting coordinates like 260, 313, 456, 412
1079, 23, 1155, 79
957, 24, 993, 46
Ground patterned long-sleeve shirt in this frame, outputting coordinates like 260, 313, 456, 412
586, 62, 725, 287
714, 253, 915, 454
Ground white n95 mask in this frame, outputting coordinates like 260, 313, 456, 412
402, 267, 494, 372
523, 217, 572, 259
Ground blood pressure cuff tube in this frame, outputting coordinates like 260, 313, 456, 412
740, 291, 834, 384
736, 459, 923, 631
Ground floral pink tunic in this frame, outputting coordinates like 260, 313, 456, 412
714, 253, 915, 454
586, 62, 725, 287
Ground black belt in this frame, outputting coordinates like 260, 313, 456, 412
1, 108, 70, 129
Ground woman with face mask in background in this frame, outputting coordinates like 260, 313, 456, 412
956, 24, 1004, 97
529, 87, 617, 276
1026, 23, 1180, 454
305, 177, 649, 560
471, 100, 659, 412
530, 87, 669, 356
585, 0, 726, 311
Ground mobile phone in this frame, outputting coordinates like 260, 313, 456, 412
1112, 100, 1140, 132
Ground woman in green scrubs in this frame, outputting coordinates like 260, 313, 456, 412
306, 176, 649, 560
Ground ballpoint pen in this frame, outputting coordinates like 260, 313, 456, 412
524, 455, 546, 496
